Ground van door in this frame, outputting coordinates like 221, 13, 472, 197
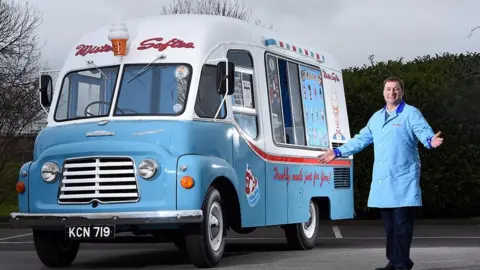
226, 49, 266, 228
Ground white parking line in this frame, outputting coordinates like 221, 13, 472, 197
332, 225, 343, 238
0, 233, 32, 241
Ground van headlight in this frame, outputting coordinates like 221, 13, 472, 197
138, 159, 158, 179
41, 162, 59, 182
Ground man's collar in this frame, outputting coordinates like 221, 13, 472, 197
382, 101, 405, 113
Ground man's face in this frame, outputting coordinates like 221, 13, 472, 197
383, 81, 403, 106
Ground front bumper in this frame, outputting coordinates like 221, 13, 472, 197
9, 210, 203, 227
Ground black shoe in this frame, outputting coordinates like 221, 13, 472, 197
395, 268, 411, 270
375, 265, 395, 270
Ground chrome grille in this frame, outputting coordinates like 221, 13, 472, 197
333, 167, 350, 189
58, 157, 139, 204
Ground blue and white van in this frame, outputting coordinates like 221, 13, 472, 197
10, 14, 354, 268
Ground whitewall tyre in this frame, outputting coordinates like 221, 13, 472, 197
33, 229, 80, 267
284, 200, 319, 250
185, 186, 226, 268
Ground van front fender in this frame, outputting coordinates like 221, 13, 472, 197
176, 155, 239, 210
17, 161, 32, 213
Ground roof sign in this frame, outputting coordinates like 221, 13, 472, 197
264, 38, 325, 63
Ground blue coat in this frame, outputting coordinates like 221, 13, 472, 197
334, 101, 435, 208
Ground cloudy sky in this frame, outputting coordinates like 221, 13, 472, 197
16, 0, 480, 70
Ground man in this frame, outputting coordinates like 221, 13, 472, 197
318, 76, 443, 270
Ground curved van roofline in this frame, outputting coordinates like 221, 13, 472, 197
62, 14, 341, 72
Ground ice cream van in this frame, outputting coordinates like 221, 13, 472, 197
10, 14, 354, 268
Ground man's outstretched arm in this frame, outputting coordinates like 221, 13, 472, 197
318, 119, 374, 163
409, 108, 443, 149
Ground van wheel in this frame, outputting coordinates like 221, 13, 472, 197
33, 229, 80, 267
284, 200, 319, 250
185, 186, 226, 268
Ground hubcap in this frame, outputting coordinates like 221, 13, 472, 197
208, 201, 223, 251
302, 201, 316, 238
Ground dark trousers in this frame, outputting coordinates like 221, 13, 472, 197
380, 207, 416, 269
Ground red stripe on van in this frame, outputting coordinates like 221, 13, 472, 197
246, 141, 351, 166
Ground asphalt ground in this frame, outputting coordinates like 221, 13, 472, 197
1, 222, 479, 270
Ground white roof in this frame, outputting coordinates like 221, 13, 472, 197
61, 14, 341, 72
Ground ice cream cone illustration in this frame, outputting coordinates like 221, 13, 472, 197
331, 85, 345, 141
108, 22, 129, 56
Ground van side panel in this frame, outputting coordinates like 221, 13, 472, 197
252, 47, 355, 225
232, 130, 267, 227
286, 165, 331, 223
265, 163, 289, 225
265, 161, 354, 225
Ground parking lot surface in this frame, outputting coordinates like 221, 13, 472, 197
1, 222, 479, 269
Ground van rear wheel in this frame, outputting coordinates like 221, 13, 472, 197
284, 200, 319, 250
33, 229, 80, 267
185, 186, 226, 268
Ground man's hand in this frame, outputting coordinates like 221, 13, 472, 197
431, 131, 444, 148
318, 148, 336, 163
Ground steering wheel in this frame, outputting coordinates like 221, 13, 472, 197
84, 101, 123, 117
84, 101, 140, 116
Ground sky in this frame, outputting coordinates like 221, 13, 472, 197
15, 0, 480, 70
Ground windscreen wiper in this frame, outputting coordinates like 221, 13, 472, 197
127, 54, 166, 83
85, 60, 112, 83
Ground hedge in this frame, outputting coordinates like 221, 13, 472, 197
342, 52, 480, 219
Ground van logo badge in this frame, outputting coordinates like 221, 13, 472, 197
86, 130, 115, 137
245, 164, 260, 207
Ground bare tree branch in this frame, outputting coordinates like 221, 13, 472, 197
160, 0, 269, 26
0, 0, 44, 203
466, 26, 480, 38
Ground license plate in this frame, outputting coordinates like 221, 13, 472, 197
65, 225, 115, 239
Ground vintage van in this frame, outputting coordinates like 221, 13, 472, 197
10, 14, 354, 268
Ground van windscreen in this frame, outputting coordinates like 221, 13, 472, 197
54, 66, 119, 122
114, 64, 192, 116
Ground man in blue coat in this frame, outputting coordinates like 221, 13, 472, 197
318, 76, 443, 270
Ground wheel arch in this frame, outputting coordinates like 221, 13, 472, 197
210, 176, 243, 233
311, 196, 331, 220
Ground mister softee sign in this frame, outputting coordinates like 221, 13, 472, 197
75, 37, 195, 57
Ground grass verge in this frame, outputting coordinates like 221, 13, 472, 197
0, 204, 17, 217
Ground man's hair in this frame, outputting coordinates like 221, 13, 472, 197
383, 76, 404, 90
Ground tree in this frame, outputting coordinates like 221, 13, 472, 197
0, 0, 44, 204
160, 0, 273, 29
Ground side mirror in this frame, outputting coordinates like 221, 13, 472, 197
216, 61, 235, 96
39, 75, 53, 107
